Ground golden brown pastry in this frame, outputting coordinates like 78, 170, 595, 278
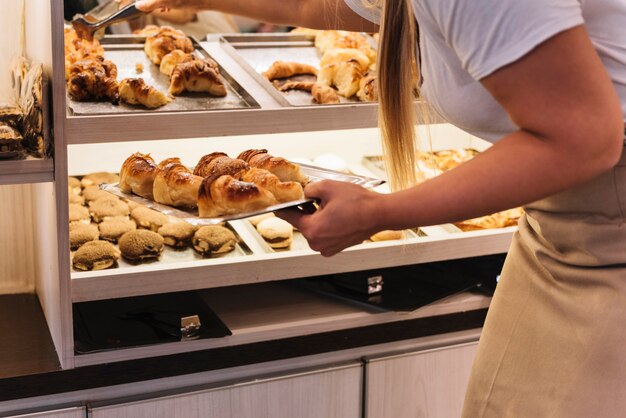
237, 149, 309, 185
72, 240, 120, 271
67, 56, 120, 104
68, 176, 82, 195
131, 206, 169, 231
98, 216, 137, 243
158, 221, 196, 248
356, 71, 378, 102
314, 30, 376, 64
277, 81, 340, 104
192, 225, 237, 256
192, 152, 248, 178
369, 230, 404, 242
81, 172, 119, 189
69, 223, 100, 250
144, 26, 193, 65
197, 174, 277, 218
168, 59, 227, 97
159, 49, 195, 77
118, 229, 164, 261
262, 61, 318, 81
69, 203, 91, 224
119, 78, 171, 109
152, 161, 203, 208
89, 198, 130, 223
256, 217, 293, 249
246, 212, 275, 227
119, 153, 158, 199
290, 27, 320, 37
82, 185, 119, 203
69, 193, 85, 205
133, 25, 162, 37
317, 48, 370, 98
240, 168, 304, 202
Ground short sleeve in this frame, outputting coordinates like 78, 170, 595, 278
344, 0, 381, 25
423, 0, 584, 79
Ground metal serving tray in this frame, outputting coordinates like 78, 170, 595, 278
219, 33, 375, 107
100, 162, 384, 225
67, 35, 259, 115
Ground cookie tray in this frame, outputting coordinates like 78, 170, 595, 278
67, 34, 260, 116
99, 162, 385, 225
218, 33, 374, 107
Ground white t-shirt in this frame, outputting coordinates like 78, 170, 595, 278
345, 0, 626, 142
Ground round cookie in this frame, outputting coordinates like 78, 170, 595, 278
118, 229, 164, 261
89, 198, 130, 223
72, 240, 120, 271
130, 206, 169, 232
69, 223, 99, 250
257, 217, 293, 249
98, 216, 136, 243
158, 222, 196, 248
82, 185, 119, 203
80, 172, 119, 189
69, 203, 91, 224
192, 225, 237, 257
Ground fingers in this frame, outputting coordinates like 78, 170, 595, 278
303, 180, 333, 201
275, 207, 307, 229
135, 0, 167, 12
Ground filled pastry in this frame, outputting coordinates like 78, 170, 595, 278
131, 206, 169, 231
69, 223, 100, 250
158, 221, 196, 248
119, 153, 158, 199
69, 203, 91, 224
193, 152, 248, 178
119, 78, 171, 109
237, 149, 309, 185
72, 240, 120, 271
240, 168, 304, 202
89, 198, 130, 223
82, 185, 118, 203
197, 174, 277, 218
168, 58, 227, 97
262, 61, 318, 81
192, 225, 237, 256
81, 172, 119, 189
118, 229, 164, 261
98, 217, 137, 243
256, 217, 293, 249
152, 160, 203, 208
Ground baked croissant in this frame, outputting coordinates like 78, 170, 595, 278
169, 59, 227, 97
193, 152, 248, 178
278, 81, 340, 104
119, 78, 171, 109
240, 168, 304, 202
119, 153, 158, 199
314, 30, 376, 64
356, 71, 377, 102
67, 56, 120, 104
237, 149, 309, 185
318, 48, 370, 98
198, 174, 277, 218
159, 49, 195, 77
153, 161, 204, 209
144, 26, 193, 65
262, 61, 318, 81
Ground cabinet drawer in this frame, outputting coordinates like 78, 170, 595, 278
89, 364, 362, 418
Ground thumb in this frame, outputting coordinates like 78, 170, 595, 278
303, 179, 335, 202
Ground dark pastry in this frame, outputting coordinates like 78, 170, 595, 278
118, 229, 165, 261
192, 225, 237, 256
158, 222, 196, 248
72, 240, 120, 271
130, 206, 169, 231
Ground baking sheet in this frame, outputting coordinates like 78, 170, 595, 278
67, 35, 259, 115
220, 33, 375, 107
100, 163, 385, 225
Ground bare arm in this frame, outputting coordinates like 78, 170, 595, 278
280, 26, 624, 256
135, 0, 379, 32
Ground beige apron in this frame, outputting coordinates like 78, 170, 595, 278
462, 144, 626, 418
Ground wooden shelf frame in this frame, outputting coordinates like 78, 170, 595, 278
0, 158, 53, 186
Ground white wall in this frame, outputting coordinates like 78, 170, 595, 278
0, 0, 24, 102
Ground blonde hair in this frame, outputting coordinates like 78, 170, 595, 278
376, 0, 419, 192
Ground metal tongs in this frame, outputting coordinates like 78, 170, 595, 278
71, 3, 144, 40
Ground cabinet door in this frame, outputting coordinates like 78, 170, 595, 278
6, 407, 85, 418
365, 342, 478, 418
90, 365, 362, 418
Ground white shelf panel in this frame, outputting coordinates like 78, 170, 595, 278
0, 157, 54, 185
70, 228, 513, 302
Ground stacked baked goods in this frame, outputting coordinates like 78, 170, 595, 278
247, 213, 295, 249
119, 149, 308, 219
264, 29, 378, 104
68, 170, 240, 271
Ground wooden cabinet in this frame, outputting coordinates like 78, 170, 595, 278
89, 364, 362, 418
364, 342, 478, 418
6, 407, 85, 418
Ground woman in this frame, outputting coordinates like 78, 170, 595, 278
138, 0, 626, 416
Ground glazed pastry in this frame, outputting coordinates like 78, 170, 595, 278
240, 168, 304, 202
256, 217, 293, 249
369, 230, 404, 242
144, 26, 193, 65
169, 59, 227, 97
72, 240, 120, 271
98, 216, 137, 243
131, 206, 169, 231
89, 198, 130, 223
192, 225, 237, 256
277, 81, 340, 104
82, 185, 118, 203
246, 212, 275, 227
69, 203, 91, 224
262, 61, 318, 81
158, 221, 196, 248
192, 152, 248, 178
69, 223, 99, 250
356, 71, 378, 102
81, 172, 119, 189
119, 153, 158, 199
118, 229, 164, 261
119, 78, 171, 109
152, 161, 203, 208
67, 56, 120, 104
237, 149, 309, 185
197, 174, 277, 218
159, 49, 195, 77
317, 48, 370, 98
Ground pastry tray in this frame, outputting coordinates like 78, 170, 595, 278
67, 35, 260, 116
100, 162, 385, 225
218, 33, 376, 107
